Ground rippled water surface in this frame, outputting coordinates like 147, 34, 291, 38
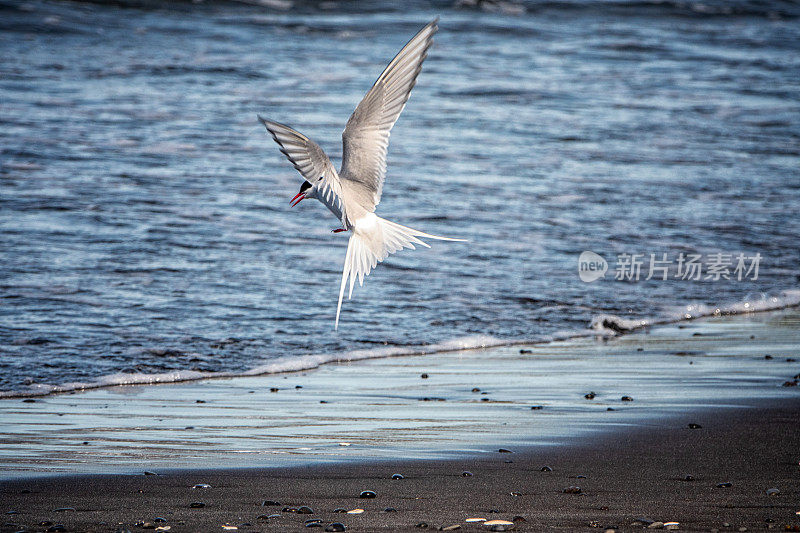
1, 0, 799, 394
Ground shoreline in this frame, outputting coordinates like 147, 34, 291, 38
2, 398, 799, 531
3, 291, 799, 400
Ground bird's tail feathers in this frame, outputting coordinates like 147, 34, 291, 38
334, 216, 465, 329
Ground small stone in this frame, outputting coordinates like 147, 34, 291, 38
510, 491, 521, 496
421, 373, 429, 379
683, 475, 694, 481
716, 482, 732, 488
540, 466, 553, 472
192, 484, 211, 489
504, 460, 513, 463
465, 518, 486, 522
141, 523, 155, 529
765, 487, 780, 496
297, 505, 314, 514
391, 473, 404, 480
384, 507, 397, 512
512, 515, 526, 522
664, 522, 680, 530
605, 529, 616, 533
584, 392, 596, 400
576, 474, 587, 479
782, 380, 798, 387
305, 518, 322, 527
325, 524, 346, 532
647, 522, 664, 529
332, 508, 347, 513
359, 490, 376, 499
153, 517, 167, 523
48, 526, 67, 532
441, 525, 461, 531
262, 500, 281, 506
530, 405, 543, 410
484, 520, 514, 526
416, 522, 428, 528
282, 507, 298, 513
498, 448, 512, 453
346, 509, 364, 514
562, 486, 582, 494
462, 471, 473, 477
738, 528, 747, 532
687, 423, 702, 429
621, 396, 633, 401
189, 502, 205, 508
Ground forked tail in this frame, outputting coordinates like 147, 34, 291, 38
335, 214, 465, 329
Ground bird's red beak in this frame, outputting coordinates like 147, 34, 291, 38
290, 192, 305, 207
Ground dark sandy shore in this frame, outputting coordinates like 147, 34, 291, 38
2, 399, 799, 533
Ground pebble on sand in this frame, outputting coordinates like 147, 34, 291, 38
421, 373, 429, 378
297, 506, 314, 514
765, 487, 780, 496
562, 486, 582, 494
540, 466, 553, 472
189, 502, 205, 508
483, 520, 514, 525
391, 473, 404, 480
441, 525, 461, 531
192, 484, 211, 489
530, 405, 543, 410
359, 490, 376, 498
716, 482, 732, 488
325, 524, 346, 532
262, 500, 280, 506
621, 396, 633, 401
346, 509, 364, 514
304, 518, 322, 527
688, 423, 702, 429
584, 392, 596, 400
384, 507, 397, 512
465, 518, 486, 522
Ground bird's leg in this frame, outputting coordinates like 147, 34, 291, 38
331, 228, 348, 233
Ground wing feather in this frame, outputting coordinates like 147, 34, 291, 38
340, 19, 438, 211
258, 115, 348, 225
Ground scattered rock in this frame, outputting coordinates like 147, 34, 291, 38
765, 487, 780, 496
562, 486, 582, 494
530, 405, 543, 410
441, 525, 461, 531
621, 396, 633, 401
153, 517, 167, 523
189, 502, 205, 508
282, 507, 298, 513
584, 392, 596, 400
416, 522, 429, 528
716, 482, 732, 488
462, 471, 473, 477
325, 524, 346, 532
498, 448, 513, 453
687, 423, 702, 429
346, 509, 364, 514
392, 473, 404, 480
262, 500, 280, 506
192, 484, 211, 489
664, 522, 680, 530
421, 373, 429, 379
647, 522, 664, 529
305, 518, 322, 527
631, 518, 654, 526
683, 475, 694, 481
332, 508, 347, 513
297, 505, 314, 514
359, 490, 376, 499
465, 518, 486, 522
384, 507, 397, 512
512, 515, 526, 522
540, 466, 553, 472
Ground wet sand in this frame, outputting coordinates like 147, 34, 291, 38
1, 398, 799, 532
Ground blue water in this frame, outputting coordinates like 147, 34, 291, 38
1, 0, 799, 395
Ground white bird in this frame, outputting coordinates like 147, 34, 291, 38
258, 19, 464, 329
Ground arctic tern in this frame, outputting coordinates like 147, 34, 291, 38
258, 19, 464, 329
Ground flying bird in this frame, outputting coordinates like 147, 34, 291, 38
258, 19, 463, 329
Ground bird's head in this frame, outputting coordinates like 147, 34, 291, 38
290, 180, 313, 207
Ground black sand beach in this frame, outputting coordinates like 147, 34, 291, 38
2, 398, 799, 532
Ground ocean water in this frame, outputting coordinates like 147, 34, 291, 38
1, 0, 799, 396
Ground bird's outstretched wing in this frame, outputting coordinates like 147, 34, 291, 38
258, 115, 348, 226
340, 19, 438, 211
